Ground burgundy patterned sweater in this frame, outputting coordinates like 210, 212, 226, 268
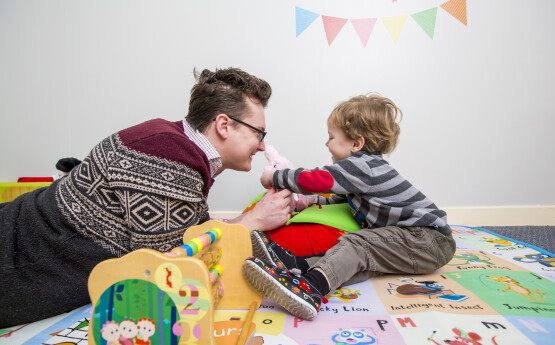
0, 118, 213, 327
58, 118, 214, 256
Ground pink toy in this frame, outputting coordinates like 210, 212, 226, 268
263, 145, 315, 212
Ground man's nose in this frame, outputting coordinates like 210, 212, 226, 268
258, 140, 266, 151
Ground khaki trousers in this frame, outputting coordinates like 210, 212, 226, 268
306, 226, 456, 291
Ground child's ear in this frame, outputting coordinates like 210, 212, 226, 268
351, 136, 365, 153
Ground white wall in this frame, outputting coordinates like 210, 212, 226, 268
1, 0, 554, 217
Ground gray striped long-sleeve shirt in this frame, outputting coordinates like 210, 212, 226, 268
272, 151, 451, 235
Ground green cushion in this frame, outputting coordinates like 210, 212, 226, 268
286, 202, 362, 232
243, 191, 361, 232
243, 192, 266, 212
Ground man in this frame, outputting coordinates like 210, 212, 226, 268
0, 67, 291, 327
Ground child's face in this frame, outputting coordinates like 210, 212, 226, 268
326, 122, 357, 163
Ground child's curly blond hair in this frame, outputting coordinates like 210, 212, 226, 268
328, 93, 402, 154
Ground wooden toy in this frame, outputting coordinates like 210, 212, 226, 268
235, 301, 257, 345
87, 220, 262, 345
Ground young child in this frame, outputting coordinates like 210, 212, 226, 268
243, 93, 456, 320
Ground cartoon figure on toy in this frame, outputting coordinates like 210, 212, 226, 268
263, 145, 315, 212
100, 320, 121, 345
136, 318, 157, 345
118, 319, 138, 345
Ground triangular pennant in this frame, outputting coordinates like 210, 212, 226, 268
295, 6, 320, 37
381, 15, 408, 44
322, 16, 348, 45
350, 18, 378, 47
411, 7, 438, 39
440, 0, 467, 26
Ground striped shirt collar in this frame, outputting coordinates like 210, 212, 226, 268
182, 120, 222, 178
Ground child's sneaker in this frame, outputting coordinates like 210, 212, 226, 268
250, 230, 306, 274
243, 257, 323, 321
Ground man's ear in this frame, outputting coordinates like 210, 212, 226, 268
352, 136, 365, 153
213, 114, 230, 139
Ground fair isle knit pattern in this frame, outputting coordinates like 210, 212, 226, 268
56, 133, 209, 256
273, 151, 450, 235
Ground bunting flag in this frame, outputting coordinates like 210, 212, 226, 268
350, 18, 378, 48
411, 7, 438, 39
294, 0, 467, 46
295, 6, 320, 37
322, 16, 348, 45
381, 15, 408, 45
441, 0, 467, 26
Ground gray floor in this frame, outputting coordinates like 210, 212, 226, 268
477, 226, 555, 254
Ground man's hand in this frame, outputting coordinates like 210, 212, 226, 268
231, 188, 292, 231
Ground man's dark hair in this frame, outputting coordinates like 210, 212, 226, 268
186, 67, 272, 132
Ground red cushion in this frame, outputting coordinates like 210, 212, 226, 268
265, 223, 345, 256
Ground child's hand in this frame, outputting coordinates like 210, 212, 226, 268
293, 194, 317, 212
260, 171, 274, 189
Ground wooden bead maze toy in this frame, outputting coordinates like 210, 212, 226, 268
87, 220, 262, 345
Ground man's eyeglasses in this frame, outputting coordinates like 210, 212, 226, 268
228, 115, 267, 142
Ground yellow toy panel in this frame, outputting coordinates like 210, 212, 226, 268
87, 220, 262, 345
0, 182, 52, 202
